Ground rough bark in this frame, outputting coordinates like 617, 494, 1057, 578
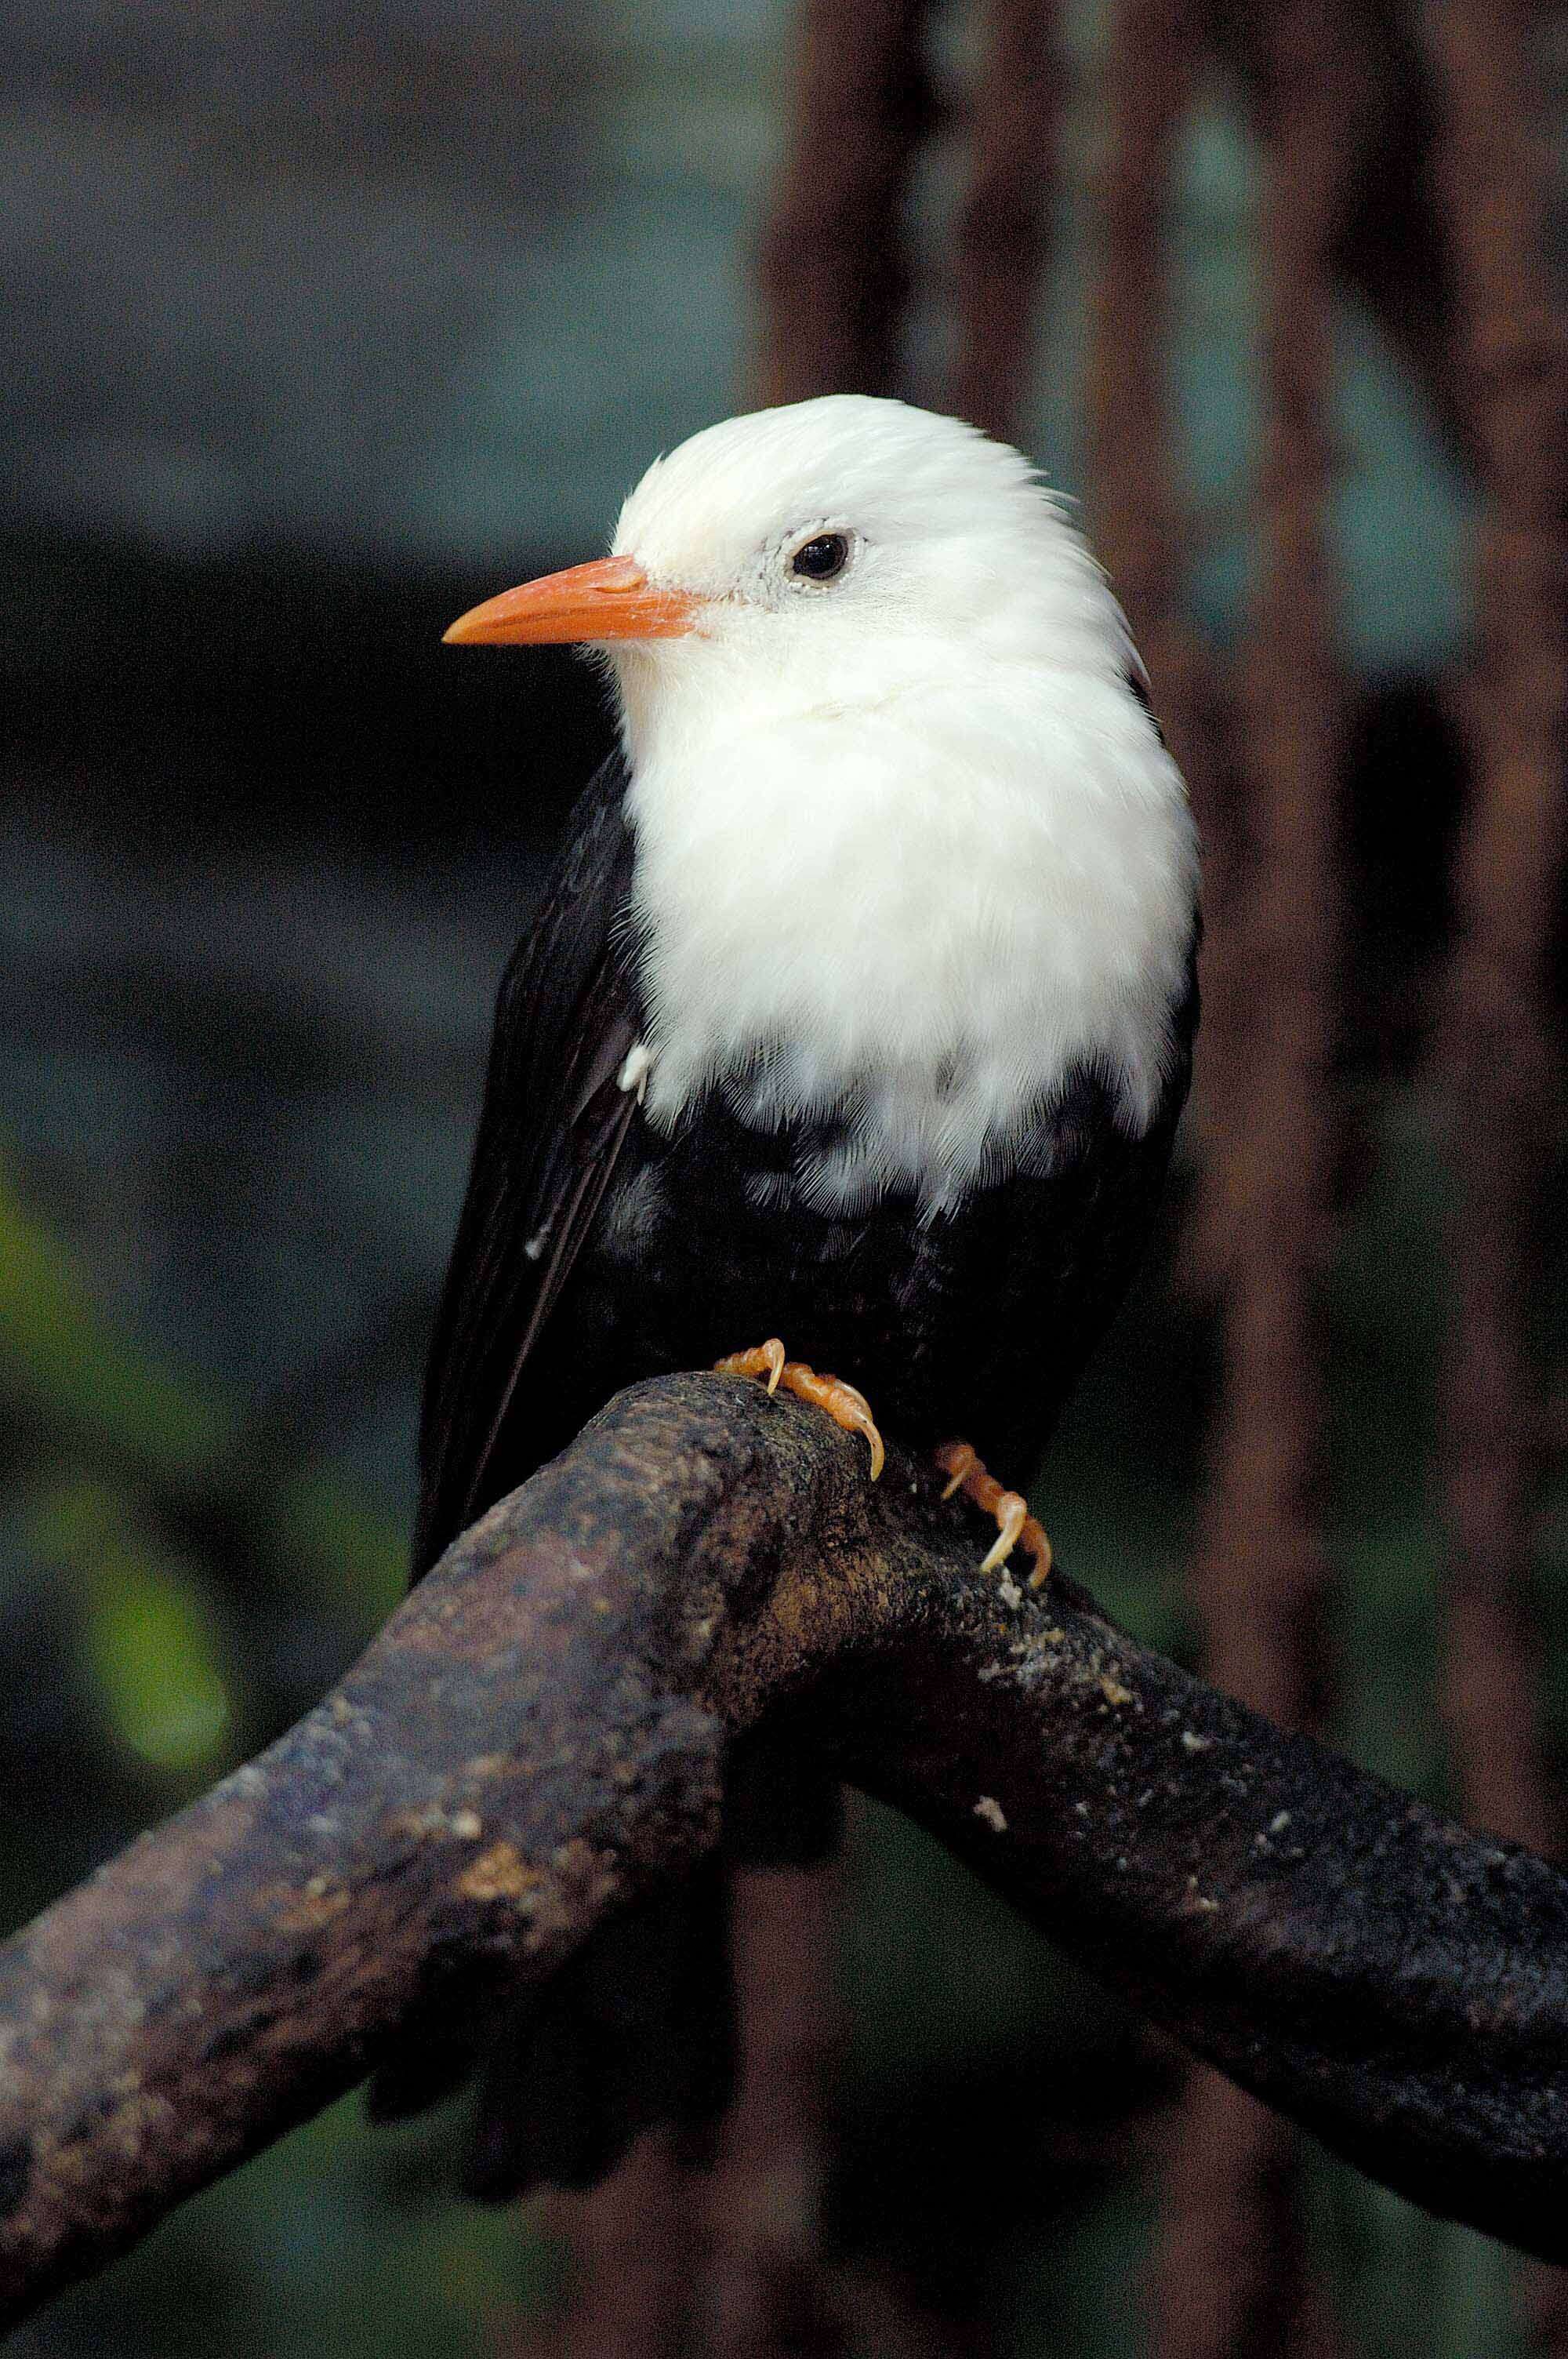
5, 1375, 1568, 2329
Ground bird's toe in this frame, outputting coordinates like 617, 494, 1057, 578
717, 1339, 885, 1478
935, 1440, 1052, 1588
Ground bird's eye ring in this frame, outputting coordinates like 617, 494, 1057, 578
789, 532, 851, 583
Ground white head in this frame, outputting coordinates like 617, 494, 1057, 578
448, 394, 1140, 736
601, 395, 1139, 751
445, 396, 1199, 1212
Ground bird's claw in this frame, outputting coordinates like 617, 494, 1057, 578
716, 1340, 884, 1479
935, 1441, 1052, 1589
717, 1338, 786, 1396
938, 1441, 977, 1500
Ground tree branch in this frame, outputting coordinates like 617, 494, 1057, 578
2, 1372, 1568, 2326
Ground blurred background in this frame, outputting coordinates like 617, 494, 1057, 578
3, 1, 1567, 2352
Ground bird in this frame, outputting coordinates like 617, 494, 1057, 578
376, 394, 1200, 2197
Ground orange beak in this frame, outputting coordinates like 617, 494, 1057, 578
442, 554, 699, 646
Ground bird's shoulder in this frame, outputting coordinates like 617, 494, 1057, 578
487, 750, 638, 1095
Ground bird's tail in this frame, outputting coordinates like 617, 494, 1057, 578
365, 1744, 839, 2197
367, 1856, 734, 2200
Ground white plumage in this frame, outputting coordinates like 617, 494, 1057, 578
601, 395, 1199, 1213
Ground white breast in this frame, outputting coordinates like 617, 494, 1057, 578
622, 665, 1198, 1216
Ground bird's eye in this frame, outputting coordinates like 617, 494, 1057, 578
789, 532, 851, 583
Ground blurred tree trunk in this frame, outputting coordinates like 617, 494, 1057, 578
1425, 0, 1568, 2348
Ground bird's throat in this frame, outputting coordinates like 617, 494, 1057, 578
622, 684, 1197, 1212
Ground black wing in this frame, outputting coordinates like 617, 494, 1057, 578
412, 750, 641, 1579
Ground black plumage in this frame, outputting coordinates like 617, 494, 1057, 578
416, 746, 1196, 1575
387, 740, 1197, 2196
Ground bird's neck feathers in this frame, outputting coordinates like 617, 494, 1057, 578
612, 584, 1199, 1217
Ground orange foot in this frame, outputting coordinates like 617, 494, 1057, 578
934, 1442, 1052, 1590
716, 1339, 884, 1481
